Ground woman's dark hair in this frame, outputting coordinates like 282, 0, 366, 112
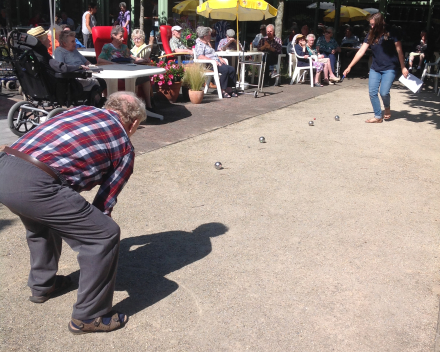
367, 12, 388, 45
88, 2, 97, 10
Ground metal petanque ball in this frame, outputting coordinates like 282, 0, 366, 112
335, 115, 340, 121
215, 162, 223, 170
259, 136, 266, 143
308, 121, 314, 126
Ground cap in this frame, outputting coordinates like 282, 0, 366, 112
260, 24, 266, 30
171, 25, 182, 32
27, 26, 49, 38
226, 29, 235, 37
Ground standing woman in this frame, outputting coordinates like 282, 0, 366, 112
117, 2, 131, 36
343, 13, 409, 123
82, 2, 98, 48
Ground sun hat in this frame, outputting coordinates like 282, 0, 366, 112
295, 34, 305, 43
171, 25, 182, 32
27, 26, 49, 38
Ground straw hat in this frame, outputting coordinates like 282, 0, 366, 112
27, 26, 49, 38
295, 34, 305, 43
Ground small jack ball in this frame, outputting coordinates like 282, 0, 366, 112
308, 121, 314, 126
259, 136, 266, 143
335, 115, 340, 121
215, 162, 223, 170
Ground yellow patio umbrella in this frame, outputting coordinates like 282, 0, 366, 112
197, 0, 277, 51
323, 6, 370, 23
172, 0, 199, 15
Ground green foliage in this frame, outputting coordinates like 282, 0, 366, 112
182, 63, 205, 91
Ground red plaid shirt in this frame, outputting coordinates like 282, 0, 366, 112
11, 106, 135, 214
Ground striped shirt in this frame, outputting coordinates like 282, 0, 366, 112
11, 106, 135, 214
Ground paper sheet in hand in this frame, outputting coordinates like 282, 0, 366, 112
399, 73, 423, 93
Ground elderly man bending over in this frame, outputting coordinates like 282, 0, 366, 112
0, 91, 146, 334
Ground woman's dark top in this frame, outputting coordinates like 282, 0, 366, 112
364, 33, 400, 72
294, 44, 309, 67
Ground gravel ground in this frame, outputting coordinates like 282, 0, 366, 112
1, 80, 439, 351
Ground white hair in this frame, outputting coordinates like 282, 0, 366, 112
266, 24, 275, 31
104, 91, 147, 123
306, 34, 315, 41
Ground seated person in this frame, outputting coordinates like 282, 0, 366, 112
408, 30, 428, 72
295, 35, 323, 87
97, 25, 155, 112
252, 25, 266, 50
169, 25, 193, 55
306, 34, 339, 84
54, 30, 106, 93
27, 26, 59, 55
341, 27, 360, 48
60, 24, 85, 48
194, 26, 238, 98
131, 29, 152, 59
316, 26, 340, 73
217, 29, 243, 51
26, 29, 103, 106
257, 24, 282, 83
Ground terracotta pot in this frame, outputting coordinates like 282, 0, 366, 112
188, 89, 204, 104
155, 81, 181, 103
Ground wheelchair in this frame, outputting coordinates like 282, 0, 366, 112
7, 30, 104, 137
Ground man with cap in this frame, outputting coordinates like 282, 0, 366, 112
27, 26, 59, 55
169, 25, 193, 54
252, 24, 266, 49
217, 29, 243, 51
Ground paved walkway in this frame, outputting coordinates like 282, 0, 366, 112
0, 79, 439, 351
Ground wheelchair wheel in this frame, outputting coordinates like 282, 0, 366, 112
6, 80, 16, 90
8, 101, 49, 137
46, 108, 67, 120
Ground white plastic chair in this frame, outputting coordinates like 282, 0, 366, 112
421, 56, 440, 95
290, 49, 314, 87
194, 58, 229, 99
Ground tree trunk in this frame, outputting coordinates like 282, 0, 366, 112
275, 0, 284, 40
139, 0, 144, 30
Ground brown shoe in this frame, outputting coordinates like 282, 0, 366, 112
209, 82, 217, 89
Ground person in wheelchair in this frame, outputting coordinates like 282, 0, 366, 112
26, 29, 104, 107
54, 30, 106, 95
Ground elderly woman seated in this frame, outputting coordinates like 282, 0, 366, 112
306, 34, 340, 84
295, 34, 324, 87
217, 29, 243, 51
54, 30, 106, 93
130, 29, 152, 59
194, 26, 238, 98
97, 25, 155, 112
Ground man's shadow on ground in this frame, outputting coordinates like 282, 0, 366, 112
111, 222, 228, 316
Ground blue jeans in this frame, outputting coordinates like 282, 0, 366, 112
368, 69, 396, 118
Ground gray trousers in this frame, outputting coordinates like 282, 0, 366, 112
0, 153, 120, 320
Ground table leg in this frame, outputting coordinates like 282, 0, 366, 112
105, 79, 118, 95
125, 78, 136, 93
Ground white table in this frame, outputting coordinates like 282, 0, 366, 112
77, 48, 97, 58
93, 64, 166, 120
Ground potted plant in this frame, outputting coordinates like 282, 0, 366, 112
150, 60, 185, 103
182, 63, 206, 104
181, 27, 197, 49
